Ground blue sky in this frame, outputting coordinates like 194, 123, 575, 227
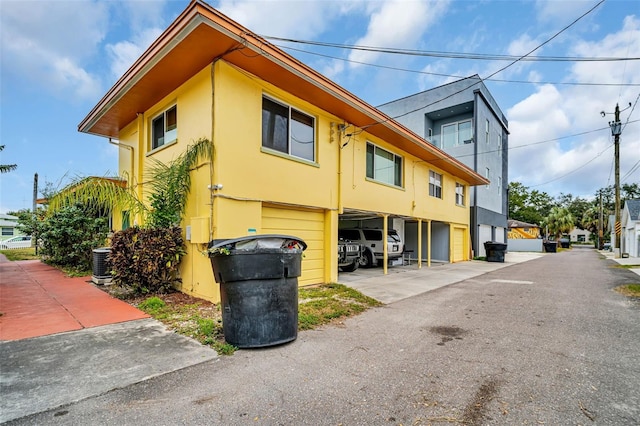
1, 0, 639, 213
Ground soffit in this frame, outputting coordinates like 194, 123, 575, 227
79, 1, 487, 186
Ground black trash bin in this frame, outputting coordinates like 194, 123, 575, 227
208, 235, 306, 348
559, 238, 570, 249
484, 241, 507, 262
543, 241, 557, 253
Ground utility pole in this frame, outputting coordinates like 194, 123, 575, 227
33, 173, 38, 255
601, 102, 630, 258
613, 104, 621, 257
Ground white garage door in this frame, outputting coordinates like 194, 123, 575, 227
478, 225, 492, 257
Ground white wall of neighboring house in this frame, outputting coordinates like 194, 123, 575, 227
0, 214, 22, 241
569, 228, 591, 243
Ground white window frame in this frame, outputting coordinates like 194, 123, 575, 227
441, 119, 473, 148
455, 183, 465, 206
366, 142, 403, 187
485, 119, 490, 144
151, 105, 177, 151
261, 95, 316, 162
429, 170, 443, 199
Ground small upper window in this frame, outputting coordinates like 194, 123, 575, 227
366, 142, 403, 187
485, 119, 490, 144
455, 183, 465, 206
2, 227, 14, 236
262, 96, 315, 162
429, 171, 443, 199
151, 105, 177, 150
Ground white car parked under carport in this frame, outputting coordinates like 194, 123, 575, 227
0, 235, 32, 250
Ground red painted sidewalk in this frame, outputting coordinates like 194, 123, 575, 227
0, 259, 148, 341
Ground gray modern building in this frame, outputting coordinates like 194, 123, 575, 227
379, 75, 509, 257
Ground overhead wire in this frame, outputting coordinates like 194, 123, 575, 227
352, 0, 606, 133
262, 35, 636, 62
274, 44, 640, 88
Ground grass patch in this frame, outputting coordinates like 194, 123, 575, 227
615, 284, 640, 298
298, 283, 381, 330
123, 283, 380, 356
613, 264, 640, 269
58, 265, 93, 277
0, 248, 39, 261
136, 294, 234, 356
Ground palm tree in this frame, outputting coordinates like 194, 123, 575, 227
0, 145, 17, 173
47, 138, 212, 228
542, 207, 574, 241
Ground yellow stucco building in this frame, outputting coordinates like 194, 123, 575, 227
79, 1, 488, 303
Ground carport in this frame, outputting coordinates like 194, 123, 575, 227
338, 209, 461, 275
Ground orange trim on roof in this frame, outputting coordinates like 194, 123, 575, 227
79, 0, 488, 186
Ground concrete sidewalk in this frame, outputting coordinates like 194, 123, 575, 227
0, 260, 218, 423
601, 251, 640, 277
339, 252, 544, 303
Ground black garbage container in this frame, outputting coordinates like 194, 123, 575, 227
559, 238, 570, 249
543, 241, 557, 253
484, 241, 507, 262
208, 235, 306, 348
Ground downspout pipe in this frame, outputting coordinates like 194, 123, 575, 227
108, 138, 134, 179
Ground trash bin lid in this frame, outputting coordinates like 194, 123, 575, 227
208, 234, 307, 252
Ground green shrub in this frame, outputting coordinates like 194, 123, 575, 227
109, 226, 186, 294
38, 204, 109, 270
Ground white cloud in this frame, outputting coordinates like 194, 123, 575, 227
348, 0, 450, 67
106, 28, 163, 79
507, 15, 640, 197
0, 0, 109, 101
217, 0, 349, 38
535, 0, 595, 25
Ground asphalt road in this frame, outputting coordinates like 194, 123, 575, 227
8, 249, 640, 425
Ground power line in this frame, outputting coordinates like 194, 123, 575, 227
275, 44, 640, 88
263, 36, 637, 62
529, 143, 614, 188
355, 0, 605, 132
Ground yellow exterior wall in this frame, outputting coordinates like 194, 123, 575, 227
338, 133, 470, 226
118, 60, 475, 303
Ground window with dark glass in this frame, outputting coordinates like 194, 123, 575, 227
429, 170, 443, 199
262, 96, 315, 162
151, 105, 177, 150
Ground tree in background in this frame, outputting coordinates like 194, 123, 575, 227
0, 145, 17, 173
555, 193, 591, 230
541, 207, 574, 241
508, 182, 554, 225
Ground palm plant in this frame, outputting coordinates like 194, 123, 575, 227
542, 207, 574, 241
47, 138, 212, 228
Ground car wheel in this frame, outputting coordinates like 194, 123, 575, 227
340, 260, 359, 272
358, 250, 374, 268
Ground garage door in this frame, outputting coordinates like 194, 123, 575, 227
262, 206, 324, 286
478, 224, 492, 257
453, 228, 465, 262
